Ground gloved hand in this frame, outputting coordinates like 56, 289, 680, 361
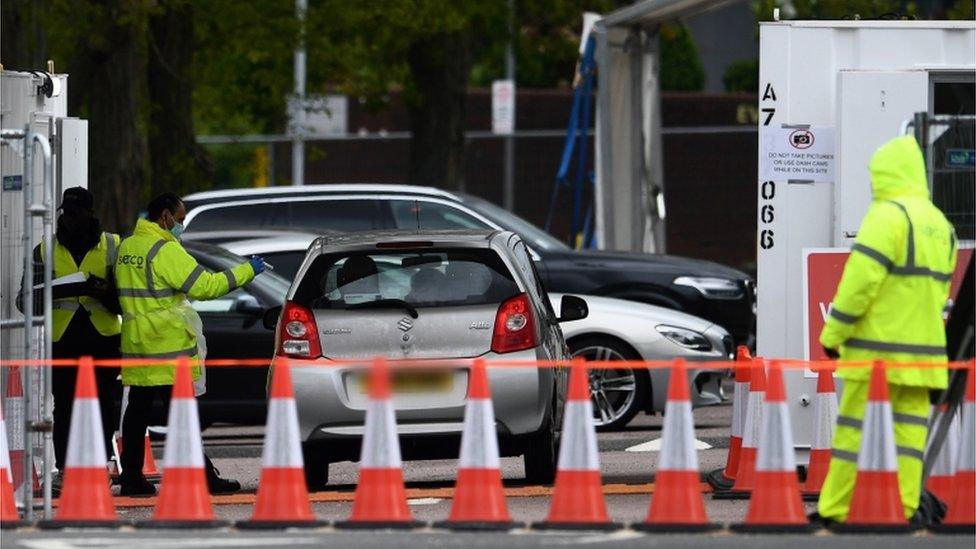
249, 255, 266, 275
84, 275, 110, 298
822, 346, 840, 360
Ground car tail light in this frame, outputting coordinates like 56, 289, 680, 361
277, 300, 321, 358
491, 293, 538, 354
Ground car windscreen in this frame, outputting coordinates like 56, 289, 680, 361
184, 242, 291, 301
293, 248, 519, 310
459, 194, 570, 251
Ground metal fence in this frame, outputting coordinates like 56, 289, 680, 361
911, 112, 976, 241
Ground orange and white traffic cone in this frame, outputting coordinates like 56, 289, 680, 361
4, 366, 39, 502
40, 357, 120, 527
934, 362, 976, 534
244, 358, 322, 528
801, 363, 837, 500
537, 359, 619, 530
924, 404, 959, 505
110, 434, 160, 481
0, 405, 22, 528
734, 361, 811, 532
636, 360, 718, 532
833, 361, 913, 533
147, 356, 225, 528
714, 358, 765, 500
437, 359, 520, 530
708, 346, 752, 491
337, 358, 421, 529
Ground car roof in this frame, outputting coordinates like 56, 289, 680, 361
221, 233, 320, 256
310, 229, 508, 251
183, 183, 460, 207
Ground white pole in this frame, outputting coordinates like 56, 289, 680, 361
292, 0, 307, 186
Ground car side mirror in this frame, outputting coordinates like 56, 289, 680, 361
234, 294, 264, 316
262, 305, 282, 330
558, 295, 588, 322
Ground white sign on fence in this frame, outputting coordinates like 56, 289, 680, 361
760, 125, 836, 183
289, 94, 348, 136
492, 79, 515, 135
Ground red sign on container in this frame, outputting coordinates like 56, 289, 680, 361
803, 247, 974, 361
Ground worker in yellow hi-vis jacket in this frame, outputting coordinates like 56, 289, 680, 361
114, 192, 266, 496
818, 135, 957, 523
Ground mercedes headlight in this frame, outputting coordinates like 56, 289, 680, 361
673, 276, 743, 300
655, 325, 713, 352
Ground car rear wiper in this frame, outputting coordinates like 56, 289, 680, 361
346, 298, 419, 318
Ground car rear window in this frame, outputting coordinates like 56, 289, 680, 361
293, 248, 519, 309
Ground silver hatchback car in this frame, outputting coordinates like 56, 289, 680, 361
265, 230, 588, 488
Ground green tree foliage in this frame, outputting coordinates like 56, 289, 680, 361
723, 59, 759, 93
659, 23, 705, 92
470, 0, 617, 88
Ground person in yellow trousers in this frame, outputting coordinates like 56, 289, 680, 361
818, 135, 957, 524
114, 192, 266, 496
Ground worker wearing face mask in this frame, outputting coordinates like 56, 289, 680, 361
114, 192, 266, 496
16, 187, 122, 496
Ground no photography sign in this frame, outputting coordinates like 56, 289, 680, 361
760, 125, 836, 183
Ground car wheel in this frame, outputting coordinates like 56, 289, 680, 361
570, 337, 648, 431
523, 411, 558, 485
302, 443, 329, 491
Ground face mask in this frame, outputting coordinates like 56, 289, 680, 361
170, 221, 185, 240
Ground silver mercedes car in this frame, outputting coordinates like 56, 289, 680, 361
265, 230, 587, 489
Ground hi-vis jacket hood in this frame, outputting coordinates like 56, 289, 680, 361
869, 135, 929, 201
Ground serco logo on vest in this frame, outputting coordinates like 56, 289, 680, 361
118, 254, 145, 267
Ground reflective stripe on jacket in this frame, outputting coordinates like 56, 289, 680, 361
117, 218, 255, 386
46, 232, 121, 341
820, 135, 957, 388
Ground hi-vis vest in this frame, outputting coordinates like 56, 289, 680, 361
820, 135, 957, 389
45, 232, 122, 341
116, 218, 255, 386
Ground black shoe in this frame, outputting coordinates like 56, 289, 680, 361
119, 475, 156, 497
208, 474, 241, 495
205, 458, 241, 495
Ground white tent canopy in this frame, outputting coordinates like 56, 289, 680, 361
593, 0, 739, 252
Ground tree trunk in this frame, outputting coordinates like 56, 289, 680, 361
0, 0, 47, 71
67, 1, 148, 233
147, 0, 213, 197
406, 31, 471, 190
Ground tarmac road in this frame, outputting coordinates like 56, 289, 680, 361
3, 399, 974, 548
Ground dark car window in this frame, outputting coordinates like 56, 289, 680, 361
294, 249, 519, 310
183, 242, 291, 303
263, 251, 306, 282
187, 204, 271, 231
270, 199, 387, 232
389, 200, 490, 231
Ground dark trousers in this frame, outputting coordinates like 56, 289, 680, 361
52, 313, 121, 471
120, 385, 217, 481
120, 385, 171, 480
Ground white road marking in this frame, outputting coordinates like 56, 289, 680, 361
624, 437, 712, 452
407, 497, 442, 506
17, 538, 321, 549
538, 530, 644, 545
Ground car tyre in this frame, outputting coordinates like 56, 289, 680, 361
523, 415, 558, 485
302, 443, 329, 491
569, 336, 648, 431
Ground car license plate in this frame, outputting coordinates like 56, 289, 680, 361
358, 370, 454, 394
